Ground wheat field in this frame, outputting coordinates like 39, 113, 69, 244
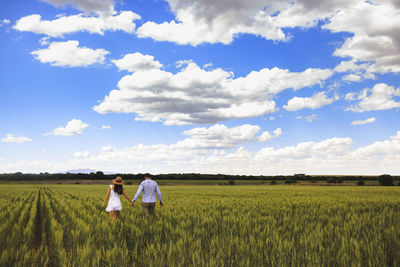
0, 184, 399, 266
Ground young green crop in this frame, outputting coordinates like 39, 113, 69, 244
0, 184, 399, 266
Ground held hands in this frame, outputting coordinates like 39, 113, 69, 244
160, 201, 164, 207
131, 201, 135, 207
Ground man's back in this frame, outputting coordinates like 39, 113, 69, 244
133, 179, 163, 203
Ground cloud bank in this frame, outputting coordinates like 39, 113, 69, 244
95, 58, 333, 125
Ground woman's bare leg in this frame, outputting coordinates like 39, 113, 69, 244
115, 211, 120, 219
110, 211, 115, 220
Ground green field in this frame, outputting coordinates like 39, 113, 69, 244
0, 184, 399, 266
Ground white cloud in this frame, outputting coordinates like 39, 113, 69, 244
94, 58, 332, 125
14, 11, 140, 37
175, 124, 281, 149
342, 74, 362, 82
112, 52, 163, 72
351, 117, 376, 125
296, 114, 318, 123
136, 0, 357, 46
346, 83, 400, 112
136, 1, 287, 46
39, 37, 50, 46
284, 92, 337, 111
74, 150, 90, 157
31, 40, 109, 67
3, 130, 400, 175
334, 60, 376, 81
1, 134, 32, 143
44, 119, 89, 136
41, 0, 115, 15
101, 125, 111, 129
324, 1, 400, 73
255, 137, 354, 160
0, 19, 10, 26
257, 128, 282, 142
350, 130, 400, 159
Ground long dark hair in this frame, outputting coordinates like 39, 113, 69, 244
113, 184, 123, 195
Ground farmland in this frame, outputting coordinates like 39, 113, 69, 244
0, 184, 399, 266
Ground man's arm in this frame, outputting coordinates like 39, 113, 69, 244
132, 184, 143, 203
155, 184, 163, 206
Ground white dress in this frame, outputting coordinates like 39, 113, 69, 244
106, 185, 123, 212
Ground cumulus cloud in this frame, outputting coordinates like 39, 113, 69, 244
3, 130, 400, 175
112, 52, 163, 72
94, 58, 332, 125
350, 130, 400, 159
284, 92, 337, 111
135, 0, 400, 75
175, 124, 282, 149
41, 0, 115, 15
66, 124, 281, 168
334, 60, 376, 81
31, 40, 109, 67
255, 137, 354, 160
257, 128, 282, 142
14, 11, 140, 37
65, 131, 400, 175
136, 0, 357, 46
324, 1, 400, 73
351, 117, 376, 125
136, 0, 287, 46
1, 134, 32, 143
45, 119, 89, 136
101, 125, 111, 129
346, 83, 400, 112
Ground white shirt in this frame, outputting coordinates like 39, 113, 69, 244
132, 179, 163, 203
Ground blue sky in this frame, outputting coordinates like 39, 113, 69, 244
1, 0, 399, 175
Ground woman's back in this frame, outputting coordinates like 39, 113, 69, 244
106, 185, 122, 212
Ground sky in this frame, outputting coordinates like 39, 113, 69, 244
1, 0, 399, 175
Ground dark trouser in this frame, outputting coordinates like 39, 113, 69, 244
141, 202, 155, 215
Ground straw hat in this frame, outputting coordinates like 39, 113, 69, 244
113, 176, 124, 185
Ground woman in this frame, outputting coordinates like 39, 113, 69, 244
102, 176, 132, 220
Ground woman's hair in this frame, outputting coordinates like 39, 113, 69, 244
113, 184, 123, 195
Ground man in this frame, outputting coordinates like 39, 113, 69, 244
131, 173, 163, 215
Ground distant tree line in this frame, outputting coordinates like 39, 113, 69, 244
0, 172, 399, 185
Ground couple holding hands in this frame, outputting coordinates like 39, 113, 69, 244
102, 173, 163, 220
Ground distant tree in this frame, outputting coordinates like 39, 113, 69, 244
285, 177, 296, 184
357, 180, 365, 186
269, 180, 277, 185
294, 174, 308, 181
327, 177, 336, 184
378, 174, 394, 186
95, 171, 104, 176
228, 180, 235, 185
